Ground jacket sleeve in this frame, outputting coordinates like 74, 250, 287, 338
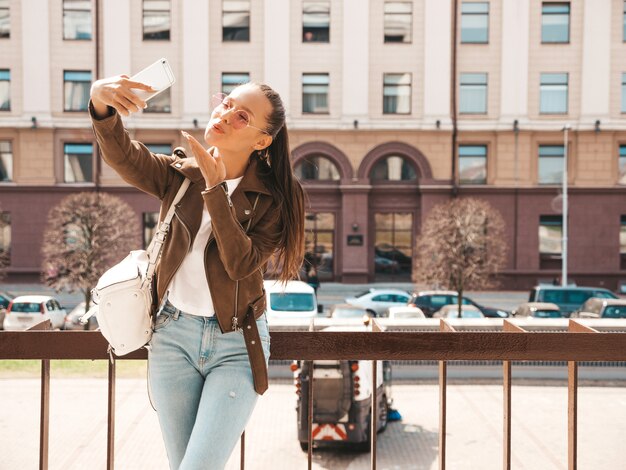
88, 99, 175, 200
202, 182, 282, 281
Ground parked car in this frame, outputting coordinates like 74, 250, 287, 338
570, 298, 626, 319
512, 302, 562, 319
64, 301, 98, 330
0, 291, 14, 330
294, 325, 392, 451
345, 289, 411, 317
407, 290, 509, 318
528, 285, 618, 317
330, 303, 371, 319
433, 304, 485, 319
3, 295, 67, 331
385, 306, 426, 319
264, 280, 318, 322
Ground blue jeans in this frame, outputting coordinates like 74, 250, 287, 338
147, 300, 271, 470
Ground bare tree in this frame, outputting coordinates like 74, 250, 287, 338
413, 198, 507, 317
41, 193, 141, 324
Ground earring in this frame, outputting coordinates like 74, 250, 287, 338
257, 149, 271, 166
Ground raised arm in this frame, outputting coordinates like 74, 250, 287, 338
89, 76, 175, 199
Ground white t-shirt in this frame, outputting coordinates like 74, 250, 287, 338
166, 176, 244, 316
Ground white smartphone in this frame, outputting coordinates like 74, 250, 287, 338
129, 58, 176, 102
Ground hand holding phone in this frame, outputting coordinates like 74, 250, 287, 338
129, 58, 176, 102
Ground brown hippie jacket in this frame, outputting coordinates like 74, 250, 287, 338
89, 100, 281, 394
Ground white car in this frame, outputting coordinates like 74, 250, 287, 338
345, 288, 411, 317
264, 280, 318, 322
385, 306, 426, 319
3, 295, 67, 330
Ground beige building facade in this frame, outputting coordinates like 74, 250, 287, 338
0, 0, 625, 290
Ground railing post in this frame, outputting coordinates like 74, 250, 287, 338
240, 431, 245, 469
502, 320, 526, 470
567, 320, 599, 470
27, 319, 51, 470
107, 357, 116, 470
370, 319, 383, 470
307, 318, 315, 470
439, 320, 456, 470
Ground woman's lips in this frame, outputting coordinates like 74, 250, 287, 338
211, 123, 225, 134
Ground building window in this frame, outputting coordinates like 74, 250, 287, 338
383, 73, 411, 114
295, 155, 340, 181
0, 69, 9, 111
538, 145, 564, 185
64, 71, 91, 112
371, 156, 417, 181
223, 0, 250, 42
143, 0, 170, 40
0, 211, 10, 268
459, 145, 487, 184
146, 143, 173, 155
542, 3, 569, 44
384, 1, 412, 43
64, 143, 93, 183
0, 140, 12, 181
302, 73, 329, 114
0, 0, 9, 38
63, 0, 92, 40
540, 73, 568, 114
622, 72, 626, 113
222, 72, 250, 94
303, 0, 330, 43
461, 2, 489, 44
304, 212, 335, 281
459, 73, 488, 114
619, 145, 626, 185
539, 216, 562, 265
144, 88, 171, 113
143, 212, 159, 249
374, 212, 413, 281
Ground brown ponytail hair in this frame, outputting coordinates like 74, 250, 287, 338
243, 82, 306, 282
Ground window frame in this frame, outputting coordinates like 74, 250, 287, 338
0, 139, 12, 182
538, 144, 565, 185
539, 215, 563, 256
0, 0, 9, 39
539, 72, 569, 115
541, 2, 570, 44
221, 72, 250, 94
222, 0, 251, 42
142, 0, 171, 41
460, 2, 490, 44
619, 144, 626, 186
302, 73, 330, 115
302, 0, 330, 43
383, 0, 413, 44
294, 155, 341, 182
458, 144, 488, 185
370, 155, 418, 182
383, 73, 412, 115
459, 72, 488, 115
62, 0, 92, 41
63, 70, 92, 113
63, 142, 94, 184
0, 69, 9, 112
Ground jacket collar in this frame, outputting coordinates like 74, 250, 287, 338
169, 147, 272, 196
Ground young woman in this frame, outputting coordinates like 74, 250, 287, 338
89, 76, 305, 469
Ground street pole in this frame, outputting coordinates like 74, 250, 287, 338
562, 124, 570, 287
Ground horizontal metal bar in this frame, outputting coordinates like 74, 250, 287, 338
2, 331, 626, 361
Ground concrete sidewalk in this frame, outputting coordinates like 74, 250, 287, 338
0, 377, 624, 469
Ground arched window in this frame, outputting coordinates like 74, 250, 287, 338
295, 155, 341, 181
370, 155, 417, 181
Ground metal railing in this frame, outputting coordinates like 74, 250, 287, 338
1, 318, 626, 470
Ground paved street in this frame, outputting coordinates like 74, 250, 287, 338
1, 377, 625, 470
